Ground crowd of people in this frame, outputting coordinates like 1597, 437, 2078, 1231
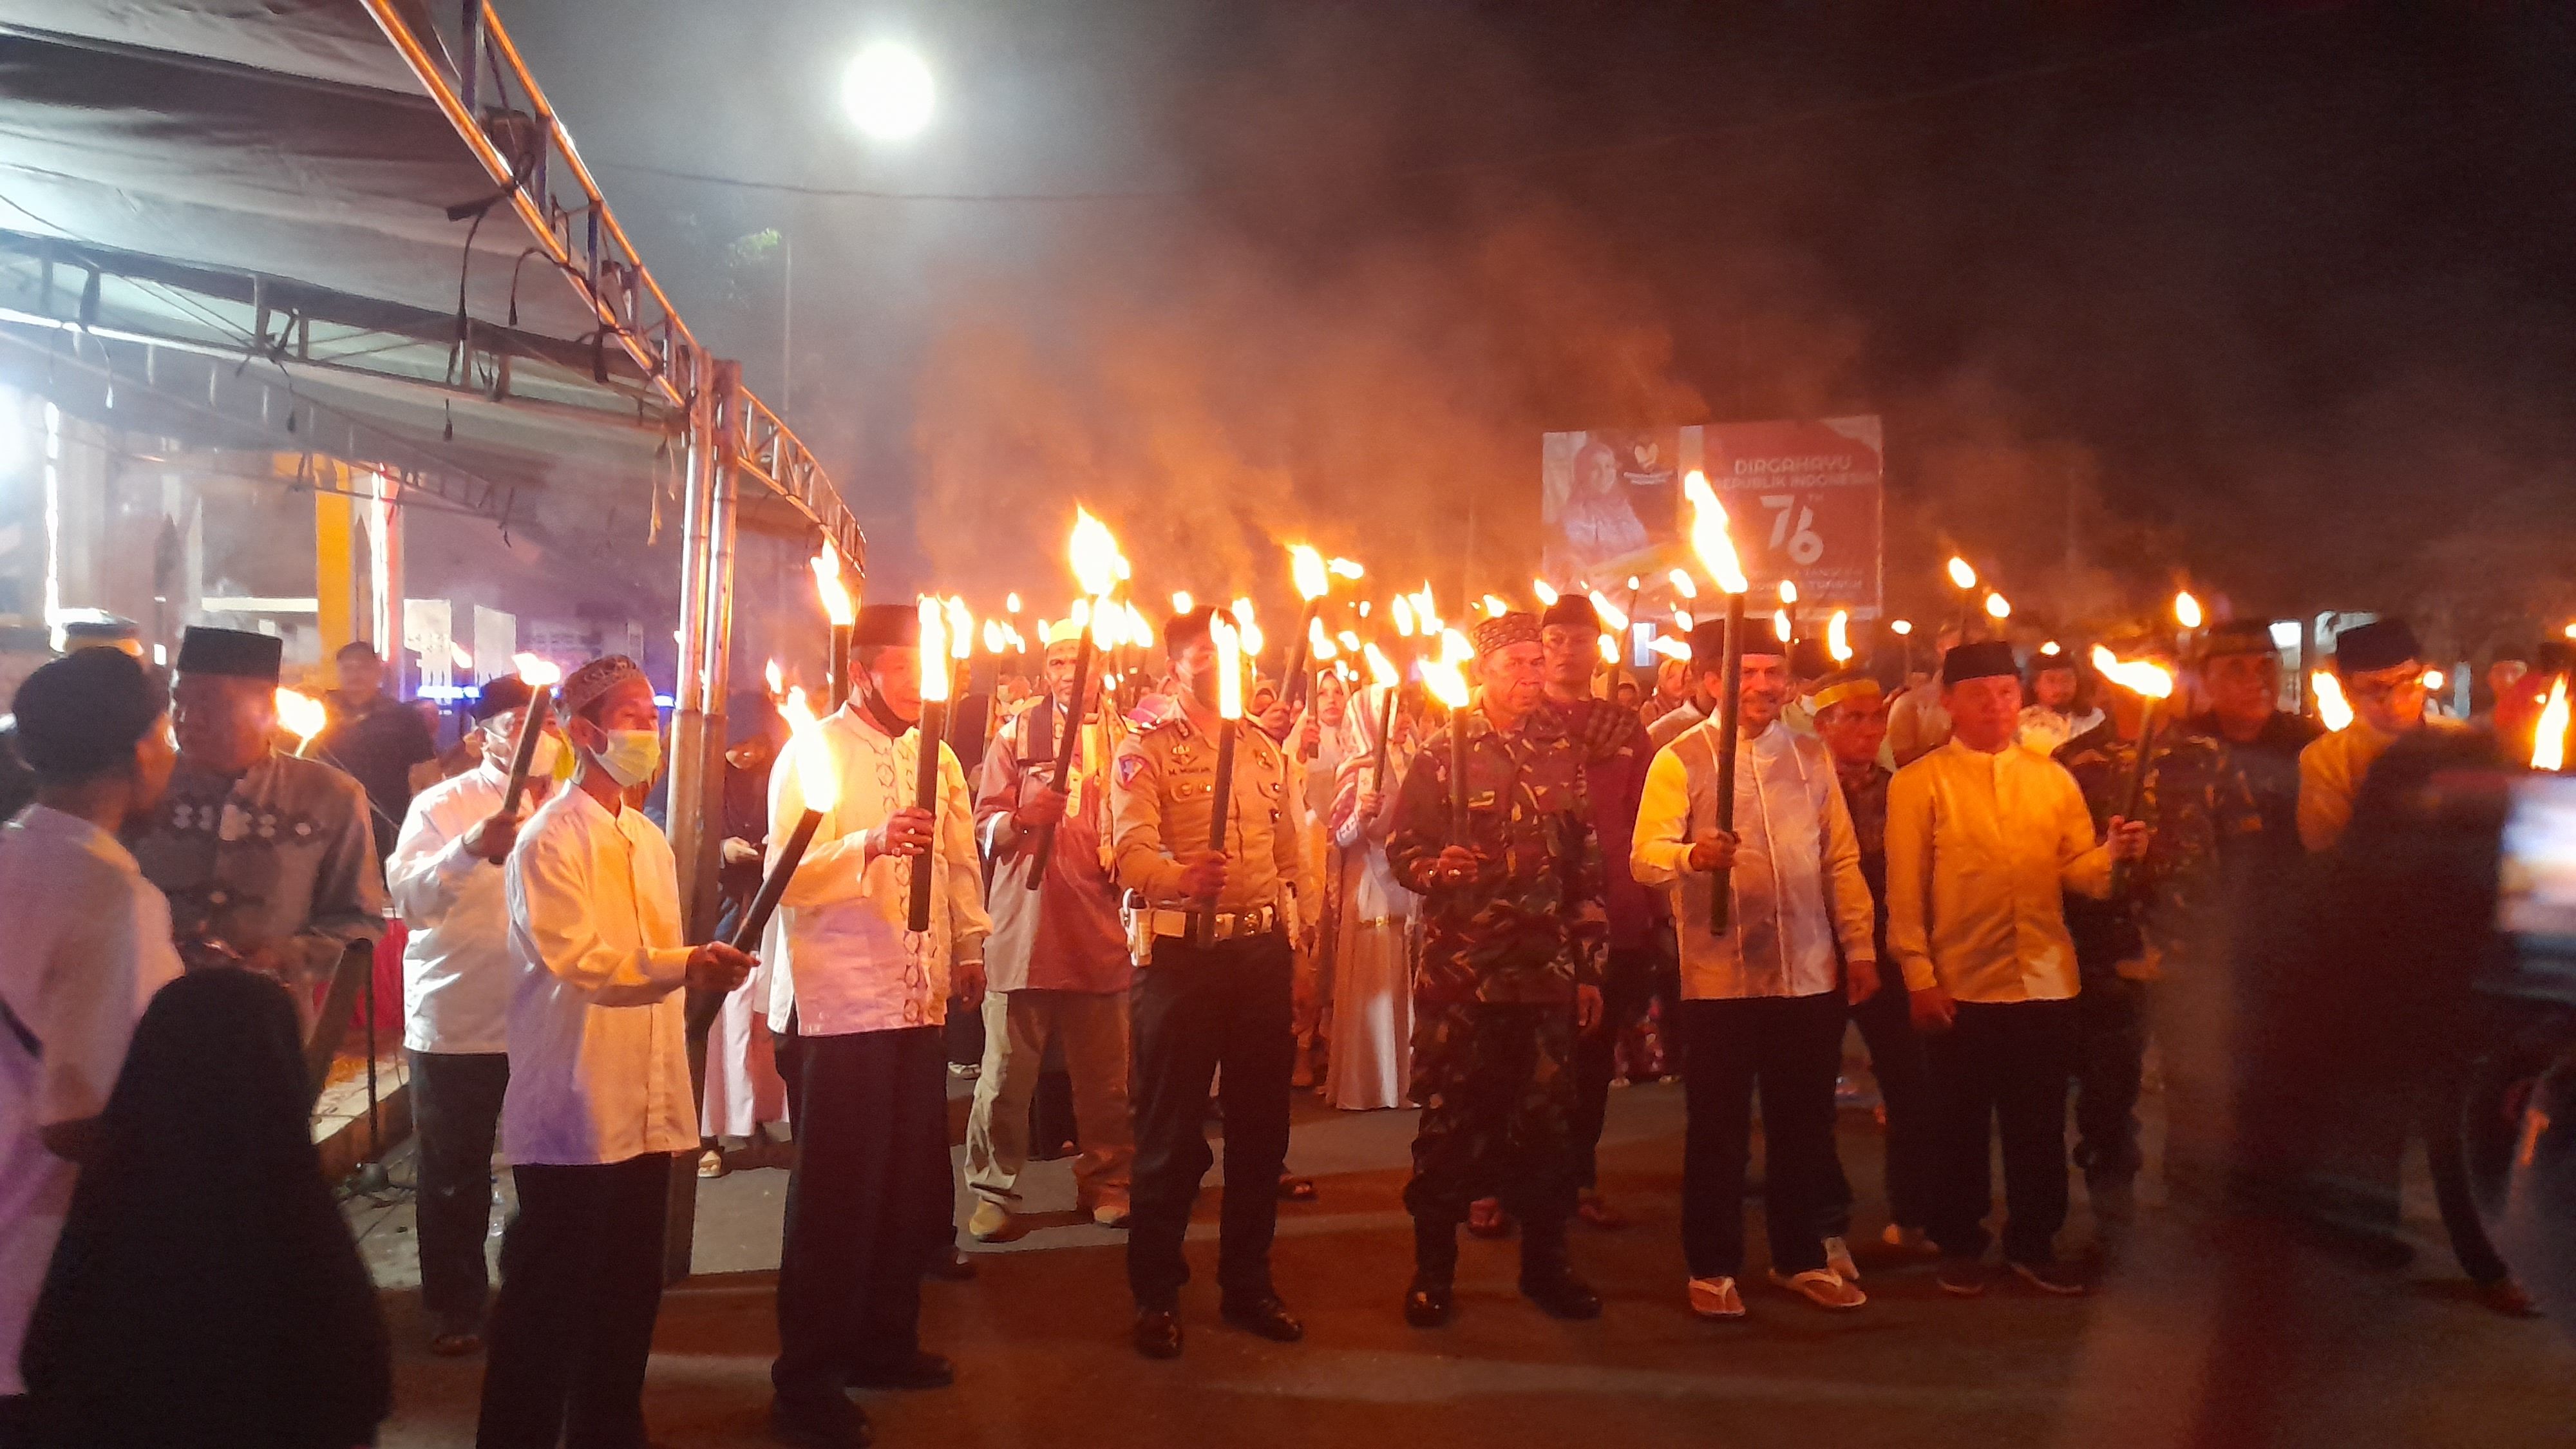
0, 584, 2553, 1445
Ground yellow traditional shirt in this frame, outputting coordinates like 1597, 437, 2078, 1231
1884, 738, 2114, 1001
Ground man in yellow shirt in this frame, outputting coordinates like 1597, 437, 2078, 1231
2297, 618, 2436, 854
1886, 641, 2145, 1298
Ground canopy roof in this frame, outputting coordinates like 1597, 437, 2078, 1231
0, 0, 859, 556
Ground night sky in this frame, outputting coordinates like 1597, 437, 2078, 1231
503, 1, 2576, 656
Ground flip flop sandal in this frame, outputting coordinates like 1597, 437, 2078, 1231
1276, 1175, 1319, 1202
1769, 1267, 1867, 1311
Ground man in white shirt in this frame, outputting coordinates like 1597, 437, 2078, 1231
766, 605, 990, 1449
0, 650, 181, 1438
1634, 631, 1879, 1320
477, 656, 752, 1449
1886, 640, 2145, 1298
2015, 652, 2101, 759
385, 675, 562, 1358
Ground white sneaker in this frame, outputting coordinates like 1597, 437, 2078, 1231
1824, 1236, 1860, 1282
1687, 1275, 1747, 1320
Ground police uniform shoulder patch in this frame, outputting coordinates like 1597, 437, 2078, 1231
1117, 752, 1150, 788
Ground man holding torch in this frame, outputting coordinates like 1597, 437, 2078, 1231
1633, 624, 1879, 1318
1383, 612, 1608, 1328
1885, 640, 2147, 1298
131, 626, 384, 1028
2053, 636, 2255, 1235
383, 674, 564, 1358
477, 656, 753, 1449
965, 620, 1137, 1241
1110, 606, 1314, 1361
760, 603, 990, 1446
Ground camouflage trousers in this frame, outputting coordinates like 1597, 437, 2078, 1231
1402, 999, 1580, 1225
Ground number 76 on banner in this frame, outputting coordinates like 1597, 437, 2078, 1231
1759, 494, 1827, 566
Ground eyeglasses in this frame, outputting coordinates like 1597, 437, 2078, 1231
2347, 676, 2426, 703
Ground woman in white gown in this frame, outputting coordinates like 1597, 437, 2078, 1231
1322, 683, 1421, 1111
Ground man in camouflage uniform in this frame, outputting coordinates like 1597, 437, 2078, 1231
1385, 612, 1606, 1327
2056, 639, 2260, 1229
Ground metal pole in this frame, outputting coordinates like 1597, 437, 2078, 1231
665, 359, 741, 1285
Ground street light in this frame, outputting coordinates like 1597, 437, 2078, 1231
841, 41, 934, 142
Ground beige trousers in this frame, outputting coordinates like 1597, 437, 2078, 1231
965, 989, 1135, 1211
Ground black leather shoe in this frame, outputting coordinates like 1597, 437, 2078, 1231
1520, 1271, 1604, 1320
846, 1350, 954, 1390
769, 1393, 871, 1448
1403, 1278, 1454, 1328
1133, 1307, 1184, 1359
1219, 1296, 1305, 1342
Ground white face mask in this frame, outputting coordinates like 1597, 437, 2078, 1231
484, 726, 562, 782
590, 727, 663, 788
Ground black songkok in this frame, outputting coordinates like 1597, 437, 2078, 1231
851, 603, 919, 649
1472, 611, 1542, 657
2202, 620, 2280, 660
13, 649, 163, 779
2333, 619, 2421, 675
174, 626, 281, 683
1942, 639, 2020, 686
472, 675, 535, 722
1540, 596, 1601, 634
1685, 621, 1730, 670
1162, 605, 1220, 656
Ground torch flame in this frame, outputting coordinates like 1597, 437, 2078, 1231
945, 597, 974, 659
1890, 619, 1914, 636
1649, 636, 1692, 661
1363, 641, 1399, 689
1412, 585, 1441, 635
1828, 609, 1852, 663
1482, 593, 1511, 618
1773, 609, 1793, 643
2175, 590, 2204, 629
514, 652, 562, 688
1668, 568, 1699, 600
2313, 670, 2354, 731
1230, 598, 1264, 656
274, 688, 327, 750
1985, 592, 2012, 620
764, 658, 784, 696
1289, 544, 1329, 602
1309, 616, 1336, 661
1211, 616, 1245, 721
2422, 668, 2445, 693
1392, 596, 1416, 637
1327, 557, 1364, 580
1338, 630, 1361, 651
1068, 507, 1123, 600
1171, 590, 1194, 614
1533, 579, 1560, 607
810, 542, 856, 628
1598, 634, 1620, 664
1779, 580, 1798, 606
2090, 646, 2174, 701
2040, 641, 2062, 656
1675, 609, 1694, 630
1420, 631, 1472, 712
1681, 471, 1750, 594
1005, 592, 1022, 614
918, 598, 951, 703
779, 686, 839, 813
1588, 590, 1629, 632
1947, 556, 1978, 591
2534, 676, 2569, 771
982, 620, 1006, 655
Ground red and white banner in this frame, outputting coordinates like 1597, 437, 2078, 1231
1541, 415, 1882, 617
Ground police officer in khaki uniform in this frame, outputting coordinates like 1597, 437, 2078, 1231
1111, 606, 1317, 1360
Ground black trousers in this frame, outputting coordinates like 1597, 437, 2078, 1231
1922, 998, 2079, 1267
475, 1153, 672, 1449
1570, 943, 1662, 1191
1823, 973, 1937, 1237
1680, 994, 1847, 1280
773, 1026, 951, 1403
2074, 965, 2152, 1189
410, 1050, 509, 1328
1127, 933, 1294, 1311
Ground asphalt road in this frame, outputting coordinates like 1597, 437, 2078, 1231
357, 1078, 2575, 1448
